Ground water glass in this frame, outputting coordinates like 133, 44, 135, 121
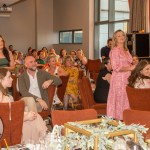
25, 139, 35, 150
48, 135, 63, 150
9, 146, 17, 150
39, 136, 46, 150
39, 131, 50, 150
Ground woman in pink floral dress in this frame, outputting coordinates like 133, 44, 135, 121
107, 30, 135, 120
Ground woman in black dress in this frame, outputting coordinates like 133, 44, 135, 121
94, 58, 112, 103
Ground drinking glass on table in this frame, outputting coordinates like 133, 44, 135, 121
39, 132, 46, 150
25, 139, 35, 150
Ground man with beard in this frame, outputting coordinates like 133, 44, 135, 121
18, 56, 62, 112
101, 38, 112, 60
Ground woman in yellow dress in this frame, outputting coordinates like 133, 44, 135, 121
63, 55, 79, 108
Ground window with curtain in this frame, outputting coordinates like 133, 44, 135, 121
94, 0, 130, 58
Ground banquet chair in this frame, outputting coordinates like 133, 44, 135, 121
0, 101, 24, 147
38, 85, 56, 118
125, 86, 150, 139
92, 72, 99, 84
78, 70, 84, 79
57, 75, 69, 102
126, 86, 150, 111
123, 109, 150, 139
86, 59, 101, 79
51, 109, 98, 126
78, 77, 107, 114
11, 75, 21, 101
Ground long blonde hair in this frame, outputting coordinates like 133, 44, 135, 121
111, 29, 128, 51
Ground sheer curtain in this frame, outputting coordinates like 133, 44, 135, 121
129, 0, 147, 33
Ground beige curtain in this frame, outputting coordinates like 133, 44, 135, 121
129, 0, 147, 33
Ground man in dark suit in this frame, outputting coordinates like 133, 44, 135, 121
101, 38, 112, 60
18, 56, 62, 112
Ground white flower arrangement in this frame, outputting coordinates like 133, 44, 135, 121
58, 116, 149, 150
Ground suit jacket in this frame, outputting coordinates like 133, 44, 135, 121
18, 69, 62, 108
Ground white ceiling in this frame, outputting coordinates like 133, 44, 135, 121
0, 0, 20, 7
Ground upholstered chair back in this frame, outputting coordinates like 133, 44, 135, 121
39, 85, 56, 118
82, 76, 96, 106
78, 76, 107, 115
126, 86, 150, 111
11, 75, 21, 101
123, 109, 150, 138
78, 70, 84, 79
78, 79, 89, 109
0, 101, 24, 147
57, 75, 69, 102
86, 59, 101, 79
51, 109, 98, 126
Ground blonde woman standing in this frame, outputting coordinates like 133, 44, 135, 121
107, 30, 135, 120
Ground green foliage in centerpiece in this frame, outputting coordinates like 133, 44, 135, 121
62, 116, 149, 150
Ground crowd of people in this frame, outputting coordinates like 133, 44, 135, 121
0, 34, 88, 143
0, 30, 150, 144
0, 35, 88, 106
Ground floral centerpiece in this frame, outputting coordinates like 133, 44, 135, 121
56, 116, 149, 150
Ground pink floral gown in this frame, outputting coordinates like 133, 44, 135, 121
107, 46, 132, 120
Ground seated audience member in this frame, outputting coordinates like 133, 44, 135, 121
12, 50, 18, 63
44, 55, 68, 76
8, 45, 13, 52
58, 49, 67, 65
70, 50, 77, 66
90, 79, 96, 92
31, 49, 39, 60
15, 52, 24, 65
101, 38, 112, 60
37, 50, 46, 65
0, 35, 15, 69
0, 68, 47, 144
26, 47, 32, 56
75, 49, 87, 74
62, 55, 79, 108
70, 50, 77, 60
18, 56, 62, 112
44, 55, 68, 105
128, 59, 150, 88
49, 48, 59, 58
15, 52, 24, 76
132, 55, 139, 66
49, 48, 60, 61
42, 47, 48, 58
94, 58, 112, 103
